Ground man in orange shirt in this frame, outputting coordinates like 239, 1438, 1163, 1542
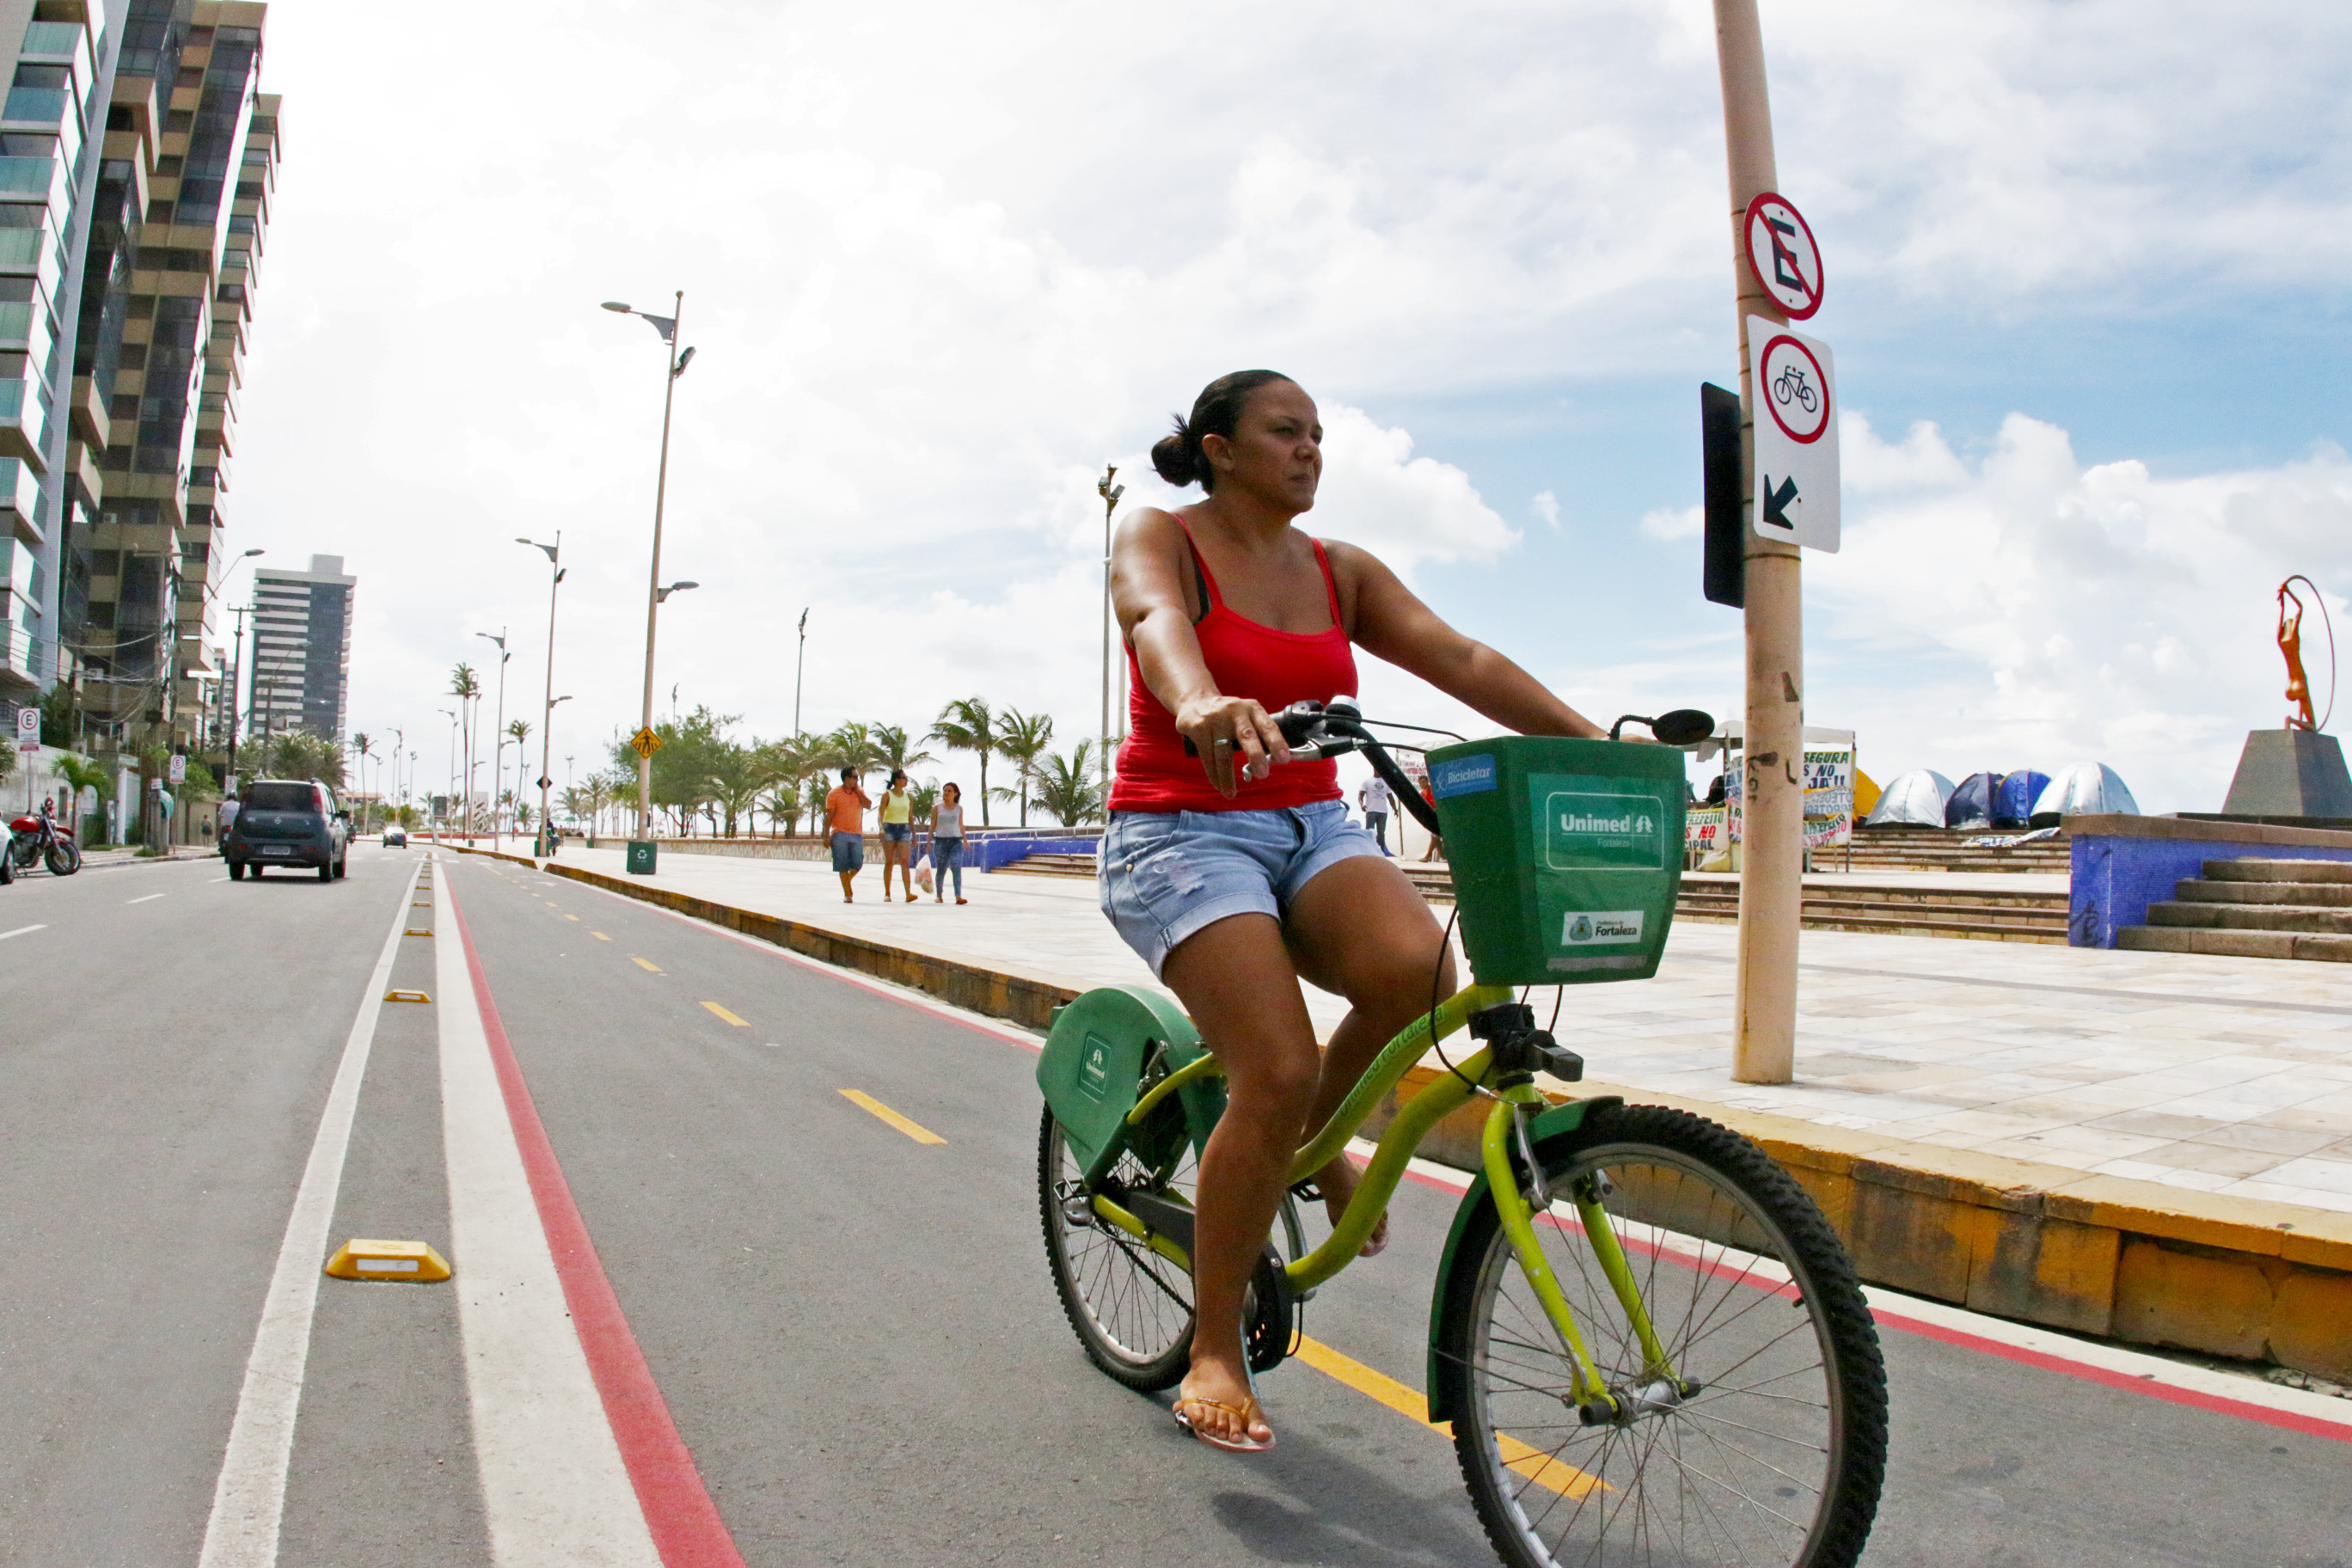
825, 767, 872, 903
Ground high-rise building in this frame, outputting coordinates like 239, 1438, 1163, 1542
36, 0, 280, 761
248, 549, 346, 741
0, 2, 114, 715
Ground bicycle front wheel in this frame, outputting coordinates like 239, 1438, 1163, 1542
1436, 1103, 1886, 1568
1038, 1106, 1195, 1391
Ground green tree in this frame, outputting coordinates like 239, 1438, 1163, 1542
908, 777, 941, 824
872, 724, 935, 775
450, 664, 482, 828
265, 731, 346, 787
1032, 741, 1106, 827
995, 707, 1055, 827
706, 738, 764, 838
54, 753, 111, 838
928, 697, 1000, 826
609, 707, 741, 835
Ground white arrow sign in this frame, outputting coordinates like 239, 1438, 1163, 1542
1747, 316, 1841, 553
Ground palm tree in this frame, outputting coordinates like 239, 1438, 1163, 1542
54, 753, 112, 842
820, 721, 885, 780
351, 732, 373, 830
928, 696, 1000, 826
450, 663, 482, 830
1032, 741, 1106, 827
995, 708, 1054, 827
872, 724, 935, 776
505, 719, 532, 836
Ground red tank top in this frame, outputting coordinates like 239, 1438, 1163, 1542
1110, 520, 1357, 814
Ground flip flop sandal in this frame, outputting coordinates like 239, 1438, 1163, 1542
1173, 1395, 1276, 1454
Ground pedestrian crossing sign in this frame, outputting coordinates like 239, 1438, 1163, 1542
630, 727, 664, 759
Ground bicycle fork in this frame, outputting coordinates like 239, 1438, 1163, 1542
1481, 1089, 1687, 1425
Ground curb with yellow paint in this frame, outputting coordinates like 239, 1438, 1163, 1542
440, 841, 2352, 1381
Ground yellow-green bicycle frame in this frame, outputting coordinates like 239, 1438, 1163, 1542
1082, 981, 1680, 1417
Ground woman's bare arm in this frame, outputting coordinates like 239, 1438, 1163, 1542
1112, 508, 1291, 793
1326, 541, 1604, 738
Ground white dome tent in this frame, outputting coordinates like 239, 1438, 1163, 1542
1860, 769, 1955, 828
2030, 763, 2140, 827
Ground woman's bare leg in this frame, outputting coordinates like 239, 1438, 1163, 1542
1283, 856, 1457, 1234
1158, 912, 1322, 1448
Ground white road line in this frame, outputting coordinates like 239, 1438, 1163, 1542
196, 860, 421, 1568
0, 924, 46, 940
435, 872, 662, 1566
128, 893, 165, 904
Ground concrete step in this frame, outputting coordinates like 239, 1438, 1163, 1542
996, 854, 1097, 879
2117, 925, 2352, 962
2173, 879, 2352, 907
2146, 900, 2352, 934
2202, 857, 2352, 885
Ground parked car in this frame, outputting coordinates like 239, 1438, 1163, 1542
383, 828, 407, 848
223, 779, 352, 881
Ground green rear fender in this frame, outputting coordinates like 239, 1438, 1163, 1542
1038, 985, 1224, 1172
1424, 1095, 1622, 1425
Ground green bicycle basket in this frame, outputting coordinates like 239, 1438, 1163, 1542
1425, 736, 1687, 988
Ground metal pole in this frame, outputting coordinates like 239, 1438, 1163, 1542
637, 291, 683, 840
490, 636, 506, 842
1716, 0, 1802, 1085
537, 534, 560, 855
793, 607, 807, 735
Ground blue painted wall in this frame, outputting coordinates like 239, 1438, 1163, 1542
2068, 831, 2352, 947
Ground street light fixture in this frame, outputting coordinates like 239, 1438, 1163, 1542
602, 291, 696, 865
655, 580, 698, 603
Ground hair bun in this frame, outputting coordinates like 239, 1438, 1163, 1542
1150, 420, 1201, 488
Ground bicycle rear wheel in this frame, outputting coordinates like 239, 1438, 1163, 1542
1435, 1103, 1886, 1568
1038, 1106, 1195, 1391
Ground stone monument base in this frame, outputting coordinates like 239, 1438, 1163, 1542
2218, 727, 2352, 822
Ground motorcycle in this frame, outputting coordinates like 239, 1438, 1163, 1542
8, 811, 82, 876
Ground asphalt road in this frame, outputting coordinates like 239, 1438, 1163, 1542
2, 843, 2347, 1566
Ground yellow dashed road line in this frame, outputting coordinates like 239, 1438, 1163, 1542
701, 1001, 749, 1026
1291, 1336, 1605, 1498
592, 932, 611, 941
839, 1090, 947, 1145
633, 956, 662, 972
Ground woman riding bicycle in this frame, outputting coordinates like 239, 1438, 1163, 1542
1103, 369, 1604, 1452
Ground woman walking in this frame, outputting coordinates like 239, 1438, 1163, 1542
1099, 369, 1603, 1453
929, 782, 969, 904
878, 769, 917, 903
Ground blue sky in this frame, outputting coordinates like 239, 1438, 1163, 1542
230, 0, 2352, 815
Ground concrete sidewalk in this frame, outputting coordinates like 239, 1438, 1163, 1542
542, 841, 2352, 1215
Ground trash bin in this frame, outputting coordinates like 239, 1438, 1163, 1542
1427, 736, 1686, 987
626, 838, 658, 876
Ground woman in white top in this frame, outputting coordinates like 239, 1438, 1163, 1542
929, 782, 968, 904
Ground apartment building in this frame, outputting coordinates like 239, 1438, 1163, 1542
0, 0, 110, 715
47, 0, 279, 758
248, 549, 346, 741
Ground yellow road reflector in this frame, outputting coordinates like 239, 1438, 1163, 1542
840, 1089, 947, 1145
385, 989, 431, 1003
1291, 1336, 1606, 1498
404, 928, 432, 936
632, 956, 662, 972
324, 1238, 452, 1283
701, 1001, 749, 1026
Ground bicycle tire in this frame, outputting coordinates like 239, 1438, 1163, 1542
1037, 1105, 1194, 1392
1435, 1103, 1885, 1568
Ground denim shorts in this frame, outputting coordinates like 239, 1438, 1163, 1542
881, 824, 910, 843
830, 830, 865, 873
1098, 799, 1385, 977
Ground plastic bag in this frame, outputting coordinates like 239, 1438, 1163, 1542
916, 854, 934, 892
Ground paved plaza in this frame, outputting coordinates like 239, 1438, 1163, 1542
524, 839, 2352, 1216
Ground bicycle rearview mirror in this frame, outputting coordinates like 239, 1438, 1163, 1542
1651, 709, 1715, 747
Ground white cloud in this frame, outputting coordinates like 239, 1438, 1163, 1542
1639, 505, 1704, 542
1812, 415, 2352, 811
1533, 491, 1562, 532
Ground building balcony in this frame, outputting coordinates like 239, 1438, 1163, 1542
0, 154, 69, 209
0, 618, 38, 694
0, 457, 40, 545
0, 379, 49, 473
69, 375, 107, 448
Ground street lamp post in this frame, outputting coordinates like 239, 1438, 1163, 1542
519, 534, 565, 855
1097, 464, 1125, 797
475, 629, 508, 840
437, 707, 457, 842
205, 547, 262, 790
602, 293, 695, 869
793, 607, 808, 735
540, 695, 572, 854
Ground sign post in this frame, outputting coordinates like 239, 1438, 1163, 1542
1714, 0, 1811, 1085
